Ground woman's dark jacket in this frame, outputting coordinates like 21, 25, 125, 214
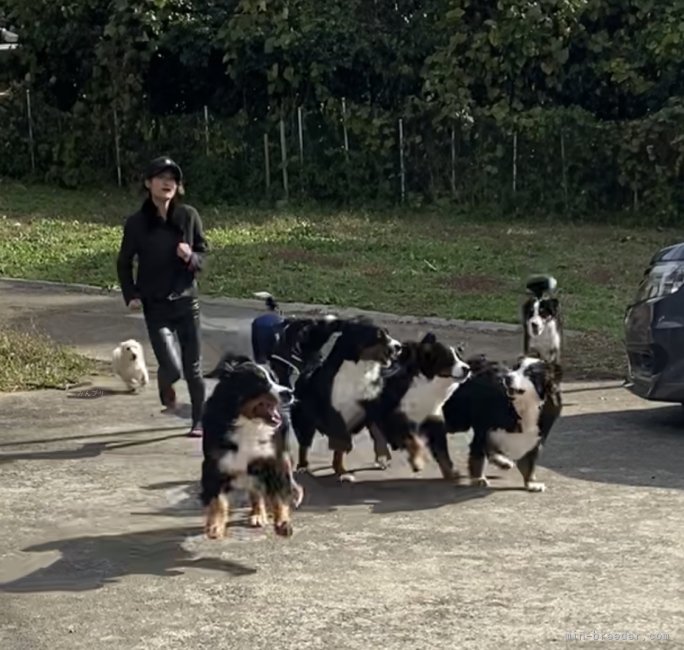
116, 198, 208, 306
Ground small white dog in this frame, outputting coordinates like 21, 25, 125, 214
112, 339, 149, 392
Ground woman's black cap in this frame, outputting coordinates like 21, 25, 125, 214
145, 156, 182, 182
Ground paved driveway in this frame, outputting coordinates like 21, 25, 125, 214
0, 279, 681, 648
0, 375, 681, 649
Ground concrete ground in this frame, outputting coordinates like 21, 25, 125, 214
0, 279, 682, 649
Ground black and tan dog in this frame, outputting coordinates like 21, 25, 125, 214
200, 354, 298, 539
362, 333, 471, 478
290, 317, 402, 481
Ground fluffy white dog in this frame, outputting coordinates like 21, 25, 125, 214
112, 339, 149, 392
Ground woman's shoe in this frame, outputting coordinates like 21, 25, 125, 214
187, 424, 203, 438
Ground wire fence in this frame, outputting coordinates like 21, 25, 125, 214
2, 86, 683, 220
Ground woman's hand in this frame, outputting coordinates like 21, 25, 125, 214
177, 242, 193, 262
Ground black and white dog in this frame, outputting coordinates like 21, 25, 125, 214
442, 354, 562, 492
363, 333, 471, 478
290, 317, 402, 481
522, 275, 562, 363
200, 354, 299, 539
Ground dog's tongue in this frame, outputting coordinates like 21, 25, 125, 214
270, 406, 282, 427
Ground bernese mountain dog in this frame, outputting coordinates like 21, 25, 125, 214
522, 274, 562, 363
442, 354, 562, 492
363, 333, 471, 478
200, 354, 298, 539
290, 317, 402, 481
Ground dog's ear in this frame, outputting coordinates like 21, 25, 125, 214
420, 332, 437, 345
549, 361, 563, 383
398, 341, 418, 365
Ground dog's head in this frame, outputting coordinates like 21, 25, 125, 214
399, 332, 470, 382
337, 317, 402, 366
213, 354, 293, 427
505, 356, 562, 404
525, 296, 560, 338
118, 339, 143, 362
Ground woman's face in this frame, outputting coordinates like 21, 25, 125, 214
145, 171, 178, 202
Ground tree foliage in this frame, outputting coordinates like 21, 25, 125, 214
0, 0, 682, 219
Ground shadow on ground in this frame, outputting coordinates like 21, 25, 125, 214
0, 430, 186, 465
540, 404, 684, 490
0, 526, 256, 593
135, 472, 494, 520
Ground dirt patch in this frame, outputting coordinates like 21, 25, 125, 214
563, 331, 626, 381
584, 266, 618, 285
443, 274, 502, 294
360, 264, 390, 278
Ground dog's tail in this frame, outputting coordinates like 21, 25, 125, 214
525, 274, 557, 298
254, 291, 279, 312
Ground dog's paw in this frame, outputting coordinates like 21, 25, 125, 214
375, 456, 391, 470
338, 473, 356, 483
295, 464, 310, 475
470, 477, 490, 488
526, 481, 546, 493
274, 521, 293, 538
489, 453, 515, 470
205, 522, 226, 540
291, 483, 304, 509
409, 455, 426, 473
249, 512, 268, 528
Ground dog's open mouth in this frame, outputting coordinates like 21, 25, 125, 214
257, 402, 282, 427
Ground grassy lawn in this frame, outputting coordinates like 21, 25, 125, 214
0, 325, 97, 392
0, 180, 678, 378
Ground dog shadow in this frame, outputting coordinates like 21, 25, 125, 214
0, 526, 256, 593
136, 471, 496, 519
295, 471, 497, 514
133, 480, 257, 521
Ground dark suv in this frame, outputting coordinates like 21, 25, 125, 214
624, 241, 684, 403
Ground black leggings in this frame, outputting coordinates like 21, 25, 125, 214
143, 297, 205, 426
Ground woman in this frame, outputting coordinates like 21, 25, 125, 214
117, 156, 208, 437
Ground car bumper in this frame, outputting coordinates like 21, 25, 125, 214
624, 298, 684, 402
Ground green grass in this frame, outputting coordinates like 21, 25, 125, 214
0, 325, 96, 392
0, 179, 679, 378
